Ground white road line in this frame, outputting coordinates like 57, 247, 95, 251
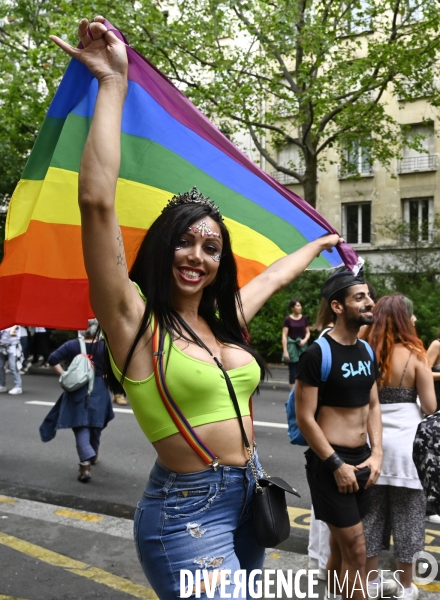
25, 401, 288, 427
254, 421, 288, 429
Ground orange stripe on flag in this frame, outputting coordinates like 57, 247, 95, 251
0, 220, 265, 287
0, 221, 146, 279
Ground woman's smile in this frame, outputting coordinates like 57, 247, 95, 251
177, 267, 205, 282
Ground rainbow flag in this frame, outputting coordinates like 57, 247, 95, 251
0, 21, 360, 329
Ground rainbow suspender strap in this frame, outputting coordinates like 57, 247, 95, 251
151, 323, 220, 470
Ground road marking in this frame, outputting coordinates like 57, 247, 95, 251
0, 531, 158, 599
0, 496, 16, 504
254, 420, 287, 429
54, 509, 103, 523
0, 496, 133, 539
417, 582, 440, 592
25, 401, 289, 426
0, 596, 28, 599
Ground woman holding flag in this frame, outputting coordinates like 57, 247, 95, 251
51, 17, 341, 598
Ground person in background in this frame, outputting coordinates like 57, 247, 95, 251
296, 267, 383, 600
282, 298, 310, 389
0, 327, 23, 395
113, 392, 128, 406
33, 327, 50, 367
39, 320, 114, 482
18, 326, 29, 372
362, 294, 436, 600
307, 296, 334, 582
427, 327, 440, 411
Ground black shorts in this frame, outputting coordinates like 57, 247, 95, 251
288, 361, 299, 383
305, 444, 372, 528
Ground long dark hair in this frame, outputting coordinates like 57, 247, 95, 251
105, 202, 268, 392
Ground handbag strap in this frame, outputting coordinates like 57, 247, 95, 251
151, 322, 220, 470
152, 312, 260, 481
172, 312, 252, 452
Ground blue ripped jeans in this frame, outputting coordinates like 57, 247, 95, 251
134, 454, 265, 599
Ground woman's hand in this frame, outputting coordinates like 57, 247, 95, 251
50, 16, 128, 84
315, 234, 344, 257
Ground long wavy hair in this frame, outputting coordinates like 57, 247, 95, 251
362, 293, 427, 387
104, 202, 268, 392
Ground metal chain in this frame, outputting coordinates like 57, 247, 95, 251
246, 446, 264, 493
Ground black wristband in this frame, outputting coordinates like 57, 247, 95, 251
324, 452, 345, 472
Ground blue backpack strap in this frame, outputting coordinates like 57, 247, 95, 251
314, 337, 332, 382
358, 338, 374, 362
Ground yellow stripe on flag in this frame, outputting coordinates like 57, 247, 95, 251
7, 168, 285, 267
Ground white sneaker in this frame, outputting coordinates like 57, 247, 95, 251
0, 386, 7, 393
426, 513, 440, 523
399, 583, 419, 600
8, 387, 22, 395
368, 576, 398, 598
318, 567, 327, 581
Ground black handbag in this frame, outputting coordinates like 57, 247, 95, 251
171, 313, 300, 548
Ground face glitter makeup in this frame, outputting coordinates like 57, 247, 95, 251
187, 221, 222, 239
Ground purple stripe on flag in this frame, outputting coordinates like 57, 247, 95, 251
105, 20, 359, 271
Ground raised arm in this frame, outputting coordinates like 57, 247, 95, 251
51, 18, 145, 340
239, 235, 342, 324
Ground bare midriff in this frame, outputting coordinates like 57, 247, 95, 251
153, 415, 254, 473
317, 405, 369, 448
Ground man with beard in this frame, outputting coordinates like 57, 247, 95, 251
296, 267, 384, 600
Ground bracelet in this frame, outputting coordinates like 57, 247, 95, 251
324, 452, 345, 472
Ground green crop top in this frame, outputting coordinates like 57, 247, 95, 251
107, 285, 260, 443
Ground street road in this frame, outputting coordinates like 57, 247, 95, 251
0, 372, 309, 514
2, 372, 440, 599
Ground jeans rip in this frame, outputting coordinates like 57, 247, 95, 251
165, 483, 219, 519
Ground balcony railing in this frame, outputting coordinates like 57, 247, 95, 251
397, 155, 438, 174
338, 164, 374, 179
271, 169, 304, 185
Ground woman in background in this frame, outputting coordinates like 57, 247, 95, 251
362, 294, 436, 600
282, 298, 310, 389
427, 328, 440, 411
40, 320, 114, 482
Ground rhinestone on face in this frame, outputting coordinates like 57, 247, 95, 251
187, 221, 222, 239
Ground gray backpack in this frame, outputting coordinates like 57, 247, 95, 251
59, 338, 95, 396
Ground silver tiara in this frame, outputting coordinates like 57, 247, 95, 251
162, 187, 223, 221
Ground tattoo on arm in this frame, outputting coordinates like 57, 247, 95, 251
116, 227, 127, 269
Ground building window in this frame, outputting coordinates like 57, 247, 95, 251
402, 197, 434, 242
398, 123, 437, 174
271, 143, 305, 184
342, 203, 371, 245
339, 139, 373, 178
